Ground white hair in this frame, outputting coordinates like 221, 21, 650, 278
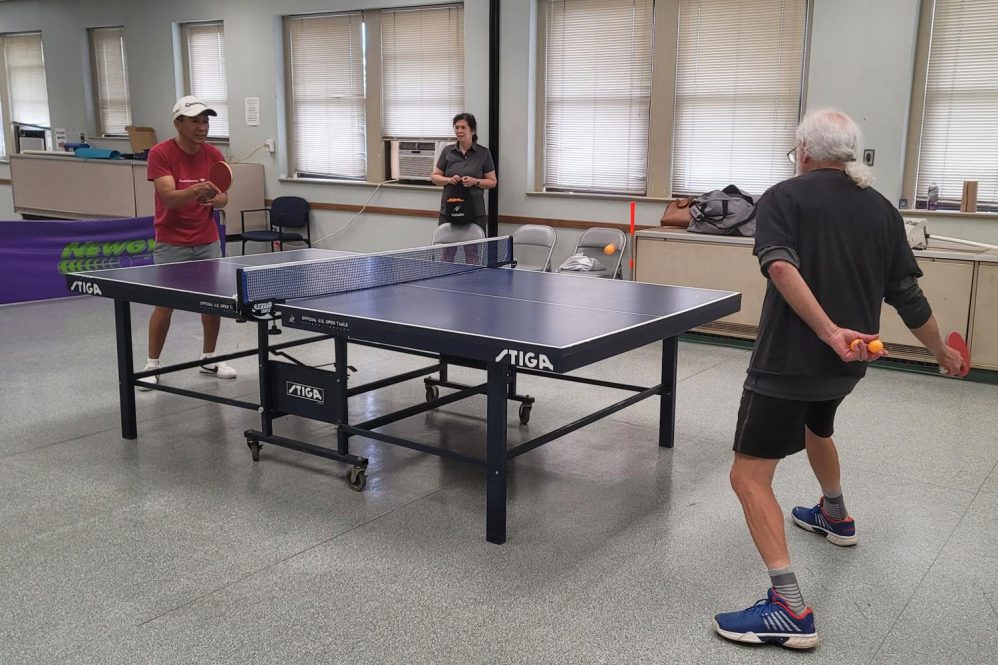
796, 108, 874, 188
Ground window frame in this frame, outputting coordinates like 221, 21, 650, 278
535, 0, 810, 199
902, 0, 998, 209
88, 26, 132, 137
0, 31, 50, 158
179, 20, 228, 140
283, 4, 467, 183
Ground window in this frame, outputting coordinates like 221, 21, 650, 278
89, 27, 132, 136
543, 0, 654, 195
180, 21, 228, 138
381, 5, 464, 139
285, 5, 466, 181
1, 31, 50, 155
671, 0, 807, 196
913, 0, 998, 205
286, 13, 367, 179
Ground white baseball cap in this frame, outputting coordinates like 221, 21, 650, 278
172, 95, 217, 120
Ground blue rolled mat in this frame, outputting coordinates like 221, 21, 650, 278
74, 147, 121, 159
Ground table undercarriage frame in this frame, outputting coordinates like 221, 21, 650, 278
112, 299, 678, 544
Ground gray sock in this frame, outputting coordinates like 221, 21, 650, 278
822, 488, 847, 520
769, 567, 806, 614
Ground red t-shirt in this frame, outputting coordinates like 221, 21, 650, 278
147, 139, 225, 246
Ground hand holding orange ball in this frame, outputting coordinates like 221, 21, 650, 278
850, 338, 884, 354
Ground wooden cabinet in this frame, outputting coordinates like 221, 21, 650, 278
971, 263, 998, 370
634, 230, 992, 368
635, 234, 762, 338
10, 155, 266, 232
878, 259, 974, 361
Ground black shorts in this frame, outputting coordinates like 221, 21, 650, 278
732, 389, 846, 459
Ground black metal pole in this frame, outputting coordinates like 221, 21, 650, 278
487, 0, 500, 238
114, 300, 137, 439
257, 321, 274, 436
486, 359, 508, 544
659, 336, 679, 448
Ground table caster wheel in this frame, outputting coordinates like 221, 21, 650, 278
247, 440, 261, 462
425, 385, 439, 401
518, 403, 532, 425
346, 466, 367, 491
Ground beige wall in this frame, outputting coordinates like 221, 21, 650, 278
0, 0, 994, 261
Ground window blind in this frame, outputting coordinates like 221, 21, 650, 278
672, 0, 806, 197
90, 27, 131, 136
382, 5, 464, 139
916, 0, 998, 205
184, 22, 228, 138
544, 0, 653, 195
3, 32, 49, 129
287, 13, 367, 179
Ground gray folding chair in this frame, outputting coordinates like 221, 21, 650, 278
432, 223, 486, 265
559, 227, 627, 279
431, 223, 486, 244
512, 224, 557, 271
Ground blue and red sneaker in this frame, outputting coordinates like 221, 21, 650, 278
713, 589, 818, 649
791, 498, 858, 546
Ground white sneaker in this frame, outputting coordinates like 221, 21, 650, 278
199, 358, 237, 379
137, 362, 160, 391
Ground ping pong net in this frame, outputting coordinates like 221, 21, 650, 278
237, 236, 513, 317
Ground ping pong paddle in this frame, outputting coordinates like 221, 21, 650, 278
209, 161, 233, 193
946, 331, 971, 377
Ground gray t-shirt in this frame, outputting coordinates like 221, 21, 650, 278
435, 142, 495, 218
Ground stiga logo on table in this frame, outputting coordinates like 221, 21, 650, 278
286, 382, 324, 404
57, 239, 156, 273
495, 349, 554, 370
69, 281, 102, 296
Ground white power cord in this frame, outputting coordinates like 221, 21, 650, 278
311, 180, 400, 247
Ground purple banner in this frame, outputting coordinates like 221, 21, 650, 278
0, 215, 224, 305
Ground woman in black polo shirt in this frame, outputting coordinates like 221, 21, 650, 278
431, 113, 497, 232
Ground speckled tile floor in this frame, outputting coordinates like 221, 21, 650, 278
2, 296, 996, 664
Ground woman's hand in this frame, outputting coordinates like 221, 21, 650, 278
461, 176, 478, 188
450, 174, 462, 185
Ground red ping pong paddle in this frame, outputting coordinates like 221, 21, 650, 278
209, 161, 233, 193
946, 331, 970, 377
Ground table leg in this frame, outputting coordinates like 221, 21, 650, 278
659, 336, 678, 448
257, 321, 273, 436
114, 300, 137, 440
486, 360, 508, 544
336, 337, 350, 456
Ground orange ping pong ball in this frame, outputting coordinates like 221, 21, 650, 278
850, 339, 862, 352
868, 339, 884, 354
603, 243, 617, 255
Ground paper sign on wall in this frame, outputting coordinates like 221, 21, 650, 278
245, 97, 260, 126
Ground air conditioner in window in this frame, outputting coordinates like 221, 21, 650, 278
388, 139, 447, 182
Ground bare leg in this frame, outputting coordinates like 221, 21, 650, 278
729, 452, 790, 569
148, 307, 174, 359
804, 427, 841, 495
201, 314, 221, 354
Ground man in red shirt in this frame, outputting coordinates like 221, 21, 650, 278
139, 95, 236, 389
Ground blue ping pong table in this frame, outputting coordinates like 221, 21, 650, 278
67, 237, 740, 544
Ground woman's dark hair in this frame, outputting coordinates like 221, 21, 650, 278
452, 112, 478, 143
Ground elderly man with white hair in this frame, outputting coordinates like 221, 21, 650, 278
712, 109, 965, 649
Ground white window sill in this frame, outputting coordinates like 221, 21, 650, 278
278, 176, 442, 192
526, 190, 670, 203
902, 209, 998, 220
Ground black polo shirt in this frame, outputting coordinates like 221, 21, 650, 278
435, 142, 495, 218
746, 168, 930, 400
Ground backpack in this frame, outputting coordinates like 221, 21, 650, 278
688, 185, 757, 237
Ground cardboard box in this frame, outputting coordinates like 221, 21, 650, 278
125, 126, 157, 153
961, 181, 978, 213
